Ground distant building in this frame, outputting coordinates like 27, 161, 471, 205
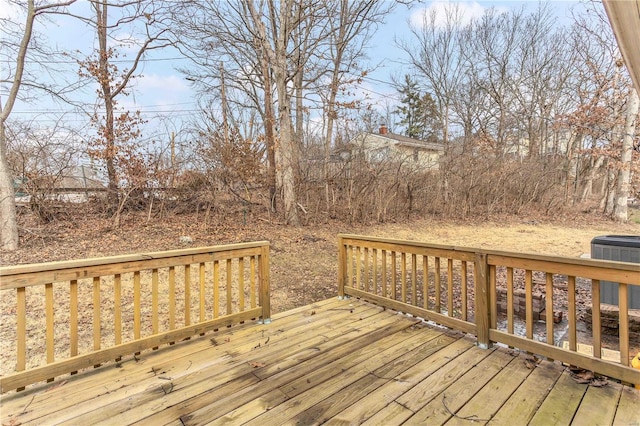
57, 165, 106, 190
15, 165, 106, 204
346, 125, 444, 169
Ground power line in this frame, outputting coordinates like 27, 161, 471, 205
12, 56, 190, 65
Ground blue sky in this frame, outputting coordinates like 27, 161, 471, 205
3, 0, 584, 138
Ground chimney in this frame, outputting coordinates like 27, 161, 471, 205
379, 124, 388, 135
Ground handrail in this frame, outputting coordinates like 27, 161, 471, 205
0, 241, 271, 393
338, 234, 640, 386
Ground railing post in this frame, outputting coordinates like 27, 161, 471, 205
474, 252, 492, 349
259, 243, 271, 324
338, 237, 347, 299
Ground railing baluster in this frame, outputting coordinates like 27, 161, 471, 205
372, 249, 377, 295
134, 271, 141, 339
592, 279, 601, 359
199, 262, 206, 323
46, 283, 54, 366
401, 252, 407, 303
461, 261, 467, 321
93, 277, 101, 352
423, 256, 429, 310
16, 286, 26, 390
489, 265, 497, 328
525, 270, 533, 340
259, 244, 271, 322
355, 247, 361, 290
448, 259, 454, 317
346, 246, 353, 289
70, 280, 78, 358
226, 259, 233, 315
250, 256, 256, 308
506, 267, 514, 334
381, 250, 387, 298
114, 274, 121, 345
434, 257, 441, 313
568, 276, 576, 352
168, 267, 175, 330
474, 252, 490, 349
152, 269, 159, 336
391, 251, 397, 300
411, 253, 417, 306
363, 248, 369, 293
239, 257, 245, 312
546, 273, 554, 347
184, 265, 191, 326
213, 260, 220, 318
619, 283, 629, 366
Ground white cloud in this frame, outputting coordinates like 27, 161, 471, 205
410, 1, 506, 29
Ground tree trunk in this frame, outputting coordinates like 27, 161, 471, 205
613, 88, 639, 221
0, 120, 18, 250
259, 52, 277, 212
94, 0, 119, 212
580, 153, 604, 203
274, 64, 299, 225
0, 0, 37, 251
246, 0, 299, 225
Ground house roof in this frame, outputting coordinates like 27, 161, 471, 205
604, 0, 640, 92
358, 132, 445, 152
58, 166, 105, 189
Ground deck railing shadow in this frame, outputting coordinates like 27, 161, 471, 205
338, 234, 640, 386
0, 241, 270, 393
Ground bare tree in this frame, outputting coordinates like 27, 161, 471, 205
75, 0, 172, 215
613, 88, 639, 221
170, 1, 280, 212
401, 3, 466, 148
5, 119, 82, 222
320, 0, 393, 210
400, 3, 467, 204
1, 0, 78, 250
172, 0, 389, 225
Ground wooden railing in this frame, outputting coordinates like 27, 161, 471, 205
338, 234, 640, 386
0, 241, 270, 393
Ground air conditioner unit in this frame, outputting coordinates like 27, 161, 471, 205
591, 235, 640, 309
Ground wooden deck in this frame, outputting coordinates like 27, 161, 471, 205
1, 298, 638, 426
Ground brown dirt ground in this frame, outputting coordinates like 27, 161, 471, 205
2, 210, 638, 313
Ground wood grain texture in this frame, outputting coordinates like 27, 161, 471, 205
1, 298, 635, 426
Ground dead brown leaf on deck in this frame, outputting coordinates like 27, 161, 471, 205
568, 366, 608, 386
2, 418, 22, 426
524, 355, 541, 369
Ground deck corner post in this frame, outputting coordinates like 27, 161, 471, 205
474, 252, 492, 349
338, 236, 347, 299
259, 243, 271, 324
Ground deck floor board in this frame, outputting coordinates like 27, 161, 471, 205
1, 298, 637, 426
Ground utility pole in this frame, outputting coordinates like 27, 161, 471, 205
220, 62, 229, 147
170, 131, 175, 188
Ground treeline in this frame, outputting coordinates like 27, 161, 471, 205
2, 1, 638, 246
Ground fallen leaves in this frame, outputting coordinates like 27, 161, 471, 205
248, 361, 266, 368
524, 355, 541, 369
568, 366, 608, 387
